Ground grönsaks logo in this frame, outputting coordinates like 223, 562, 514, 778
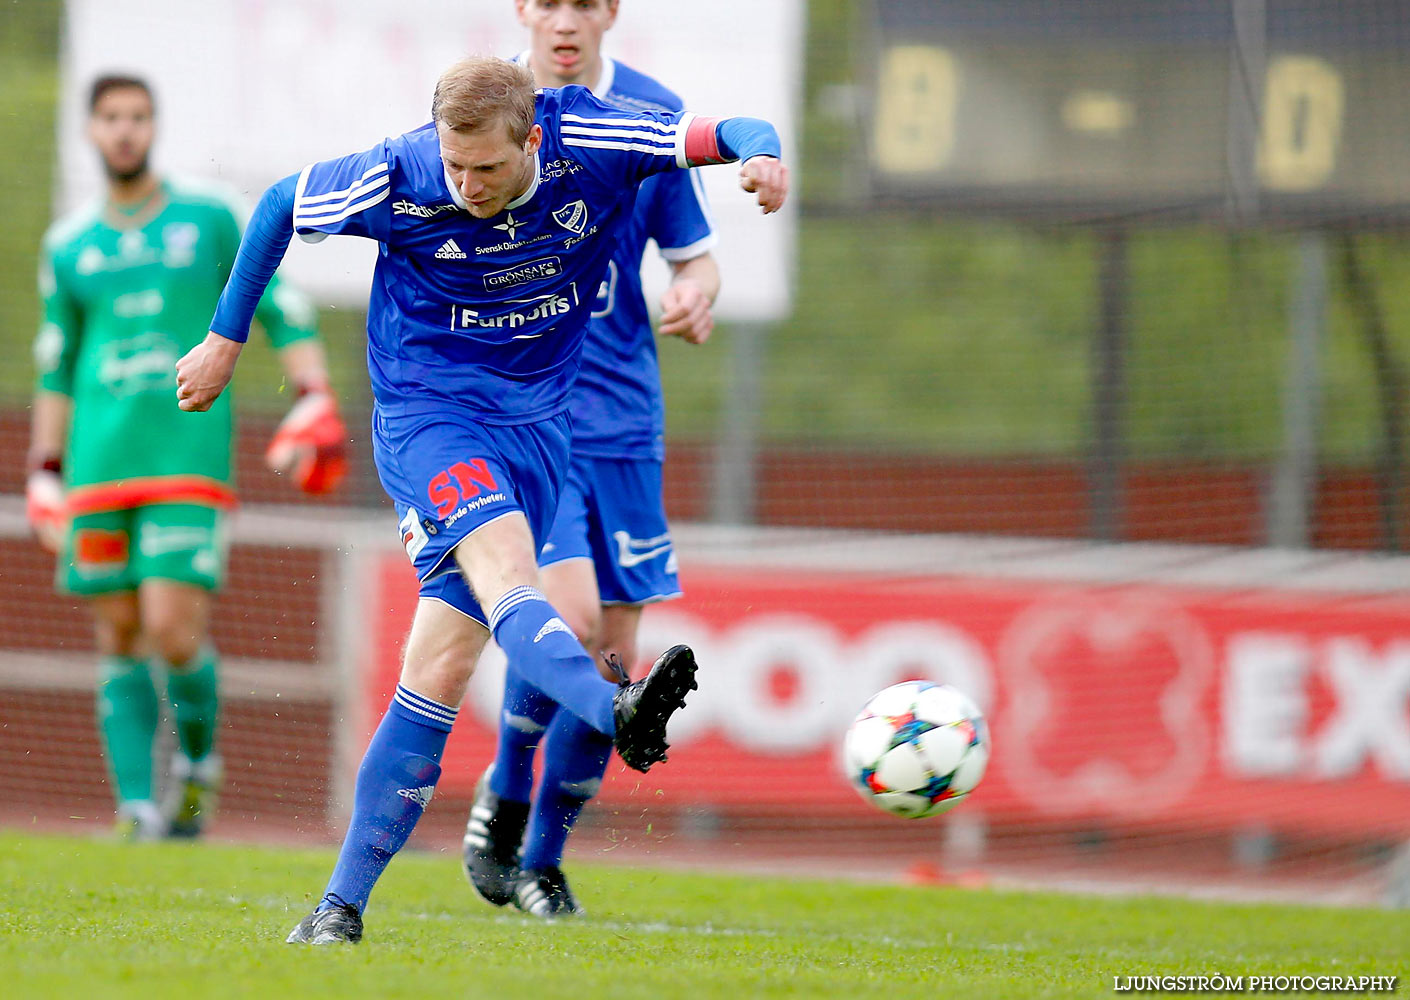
552, 200, 589, 235
484, 256, 563, 291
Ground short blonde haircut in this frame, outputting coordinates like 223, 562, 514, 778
431, 57, 536, 144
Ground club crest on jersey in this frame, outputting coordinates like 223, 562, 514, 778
552, 200, 589, 235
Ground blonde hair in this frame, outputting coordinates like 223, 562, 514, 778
431, 57, 536, 144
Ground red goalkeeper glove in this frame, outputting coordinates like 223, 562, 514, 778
25, 459, 65, 552
265, 386, 348, 495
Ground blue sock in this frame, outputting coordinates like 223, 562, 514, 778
488, 668, 558, 803
521, 707, 612, 871
489, 587, 615, 735
320, 684, 456, 914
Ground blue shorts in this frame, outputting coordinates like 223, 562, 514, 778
539, 454, 681, 606
374, 405, 572, 624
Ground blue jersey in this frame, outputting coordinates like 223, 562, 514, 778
289, 86, 695, 425
514, 56, 716, 461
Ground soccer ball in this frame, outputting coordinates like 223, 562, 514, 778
843, 681, 990, 819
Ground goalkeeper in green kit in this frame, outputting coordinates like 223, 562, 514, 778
26, 74, 348, 840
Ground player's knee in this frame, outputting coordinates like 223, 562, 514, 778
400, 599, 487, 703
91, 602, 143, 658
400, 640, 476, 700
93, 617, 142, 658
561, 602, 601, 650
147, 620, 203, 670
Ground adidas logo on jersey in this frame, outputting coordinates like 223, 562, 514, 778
397, 785, 436, 809
435, 239, 467, 260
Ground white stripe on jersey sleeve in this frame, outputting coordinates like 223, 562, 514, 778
560, 113, 676, 134
291, 165, 324, 243
562, 137, 679, 156
294, 176, 391, 225
294, 185, 391, 228
294, 174, 390, 219
295, 162, 390, 206
561, 124, 675, 146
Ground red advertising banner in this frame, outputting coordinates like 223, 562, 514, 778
369, 556, 1410, 838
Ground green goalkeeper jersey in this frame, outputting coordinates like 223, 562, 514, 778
35, 177, 316, 513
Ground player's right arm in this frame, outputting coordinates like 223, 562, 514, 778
646, 164, 721, 343
179, 142, 394, 412
27, 243, 81, 550
658, 253, 720, 344
26, 392, 69, 552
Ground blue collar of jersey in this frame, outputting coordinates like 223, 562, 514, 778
442, 152, 542, 214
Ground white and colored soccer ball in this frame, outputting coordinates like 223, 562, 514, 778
843, 681, 990, 819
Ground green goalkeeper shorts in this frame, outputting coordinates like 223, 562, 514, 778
59, 503, 228, 595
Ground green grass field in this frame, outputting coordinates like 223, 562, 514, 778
0, 832, 1404, 999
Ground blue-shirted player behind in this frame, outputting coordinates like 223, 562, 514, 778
175, 56, 787, 944
461, 0, 722, 919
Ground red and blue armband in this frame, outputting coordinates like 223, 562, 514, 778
679, 115, 782, 168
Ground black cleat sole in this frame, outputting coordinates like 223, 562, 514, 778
614, 645, 698, 773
